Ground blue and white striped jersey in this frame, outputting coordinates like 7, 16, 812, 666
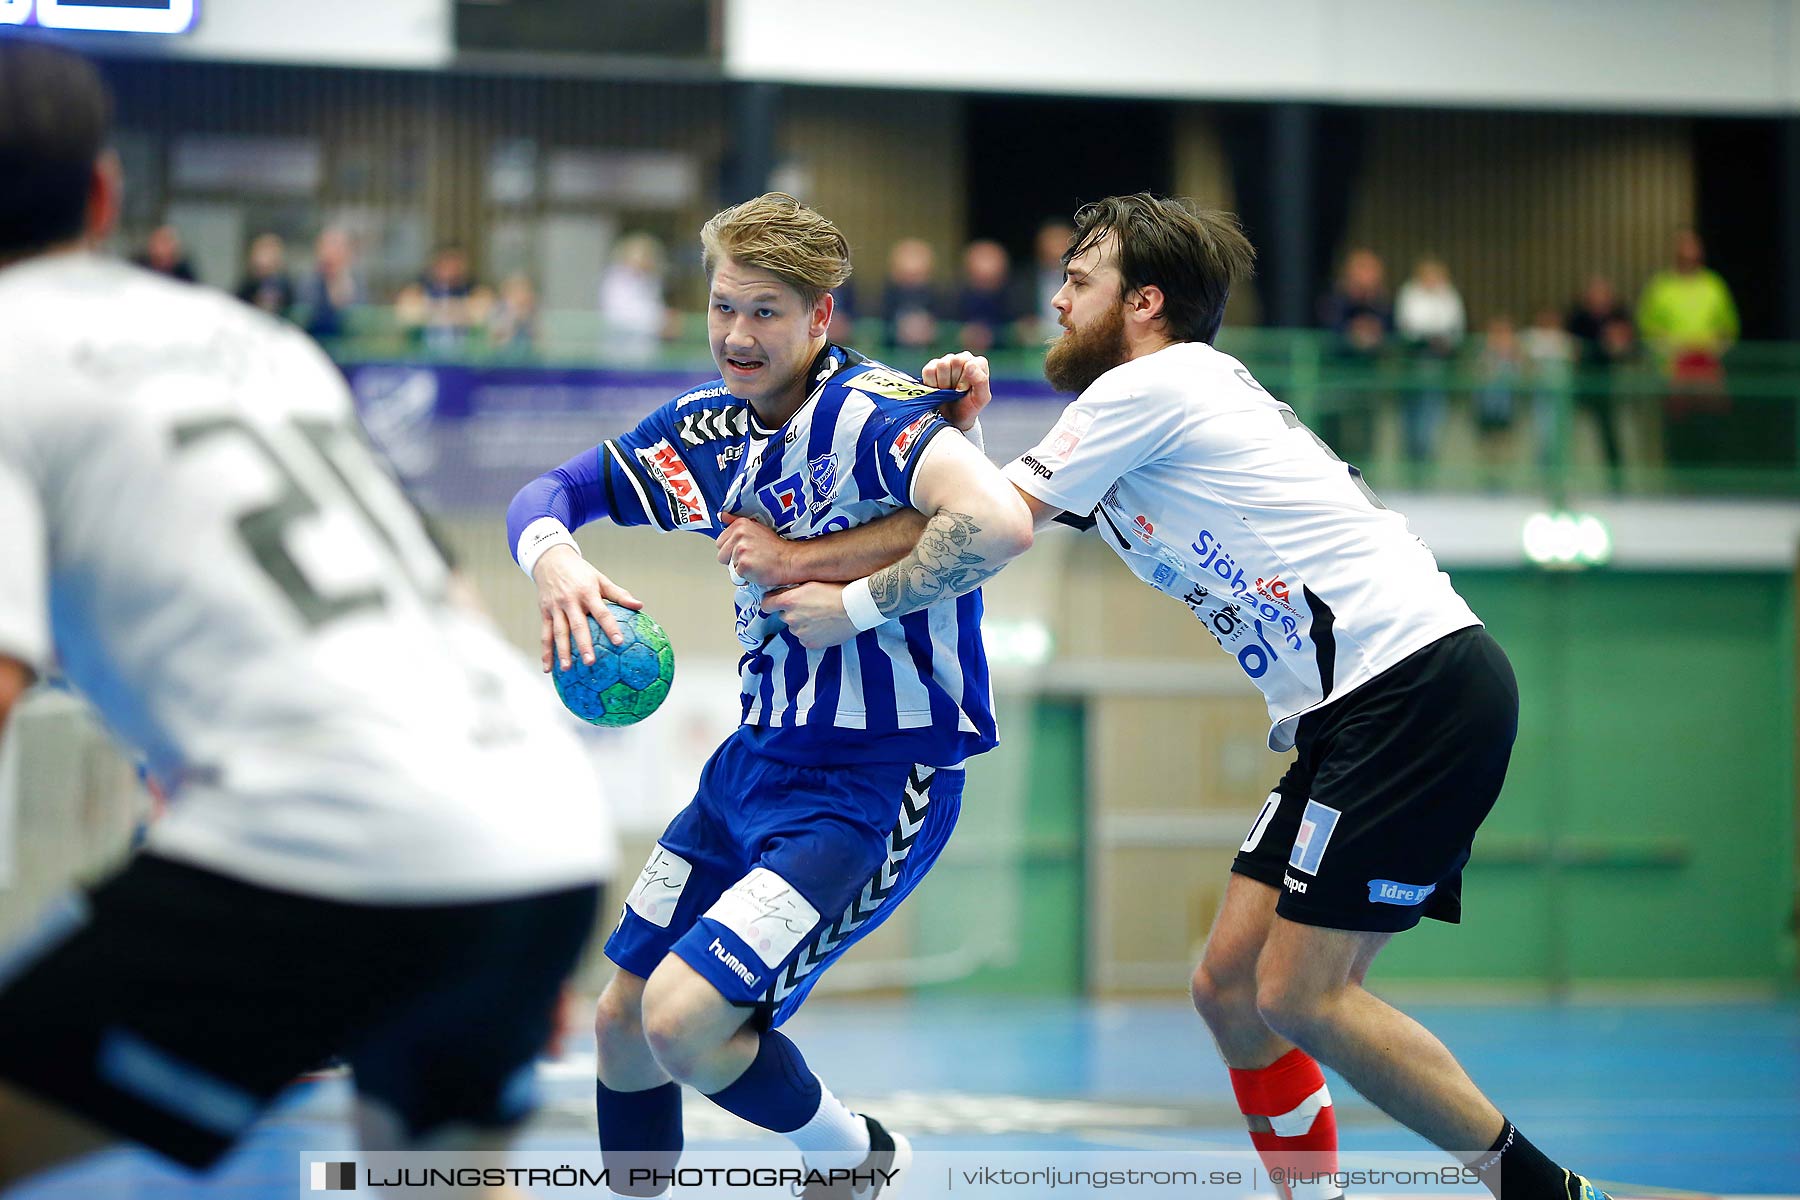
509, 345, 997, 767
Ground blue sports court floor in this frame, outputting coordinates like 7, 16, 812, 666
13, 997, 1798, 1198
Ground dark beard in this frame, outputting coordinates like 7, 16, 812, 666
1043, 303, 1128, 393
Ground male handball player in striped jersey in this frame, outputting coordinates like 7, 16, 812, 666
508, 193, 1033, 1199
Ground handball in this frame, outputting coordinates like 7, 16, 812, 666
552, 603, 675, 727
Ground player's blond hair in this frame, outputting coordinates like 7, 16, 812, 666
700, 193, 851, 308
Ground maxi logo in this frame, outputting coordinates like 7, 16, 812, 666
757, 472, 809, 531
636, 440, 710, 529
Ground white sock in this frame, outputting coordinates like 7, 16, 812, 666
787, 1075, 871, 1170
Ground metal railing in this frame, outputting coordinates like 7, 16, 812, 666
318, 308, 1800, 500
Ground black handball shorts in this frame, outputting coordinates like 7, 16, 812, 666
0, 854, 602, 1169
1232, 625, 1518, 933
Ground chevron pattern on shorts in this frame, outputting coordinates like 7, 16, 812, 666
763, 764, 936, 1004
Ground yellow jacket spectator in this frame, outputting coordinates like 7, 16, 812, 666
1636, 229, 1739, 361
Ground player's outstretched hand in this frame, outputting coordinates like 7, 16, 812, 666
761, 582, 858, 649
924, 351, 992, 431
715, 512, 799, 587
530, 544, 644, 672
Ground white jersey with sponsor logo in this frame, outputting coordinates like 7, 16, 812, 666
0, 254, 615, 902
1003, 340, 1479, 750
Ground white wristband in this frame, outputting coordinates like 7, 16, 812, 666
841, 576, 887, 632
963, 417, 985, 455
516, 516, 579, 579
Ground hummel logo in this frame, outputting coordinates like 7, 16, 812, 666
709, 937, 762, 988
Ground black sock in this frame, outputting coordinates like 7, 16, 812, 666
1471, 1119, 1582, 1200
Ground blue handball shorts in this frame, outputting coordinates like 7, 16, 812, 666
606, 729, 963, 1028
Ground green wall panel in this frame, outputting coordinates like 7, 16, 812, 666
1377, 570, 1795, 985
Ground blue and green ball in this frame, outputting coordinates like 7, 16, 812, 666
552, 603, 675, 727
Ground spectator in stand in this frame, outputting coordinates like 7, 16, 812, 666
881, 237, 941, 353
597, 232, 672, 365
1317, 247, 1393, 460
396, 244, 492, 355
955, 239, 1021, 354
1563, 274, 1633, 482
1475, 315, 1525, 478
1393, 256, 1465, 475
1636, 228, 1740, 468
297, 227, 364, 342
1322, 247, 1393, 354
489, 273, 541, 353
1031, 218, 1076, 330
1521, 309, 1576, 474
133, 223, 196, 283
234, 232, 294, 319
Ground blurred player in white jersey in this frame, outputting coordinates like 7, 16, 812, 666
741, 195, 1615, 1200
0, 39, 613, 1193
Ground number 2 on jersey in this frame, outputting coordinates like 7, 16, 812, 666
172, 415, 445, 628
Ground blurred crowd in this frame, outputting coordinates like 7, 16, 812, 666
1316, 228, 1742, 475
124, 217, 1078, 362
131, 216, 1750, 475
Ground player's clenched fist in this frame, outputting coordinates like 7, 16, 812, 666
714, 512, 798, 587
530, 543, 643, 671
761, 582, 858, 649
923, 351, 992, 431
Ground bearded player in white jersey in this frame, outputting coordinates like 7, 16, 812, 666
0, 41, 612, 1194
736, 195, 1615, 1200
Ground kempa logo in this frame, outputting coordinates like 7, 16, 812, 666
1018, 454, 1054, 480
1282, 874, 1308, 895
310, 1161, 356, 1191
709, 937, 762, 988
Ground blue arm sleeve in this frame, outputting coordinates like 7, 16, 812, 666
506, 397, 730, 564
505, 445, 612, 565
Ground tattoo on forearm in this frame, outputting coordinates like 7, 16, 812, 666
866, 509, 1007, 616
